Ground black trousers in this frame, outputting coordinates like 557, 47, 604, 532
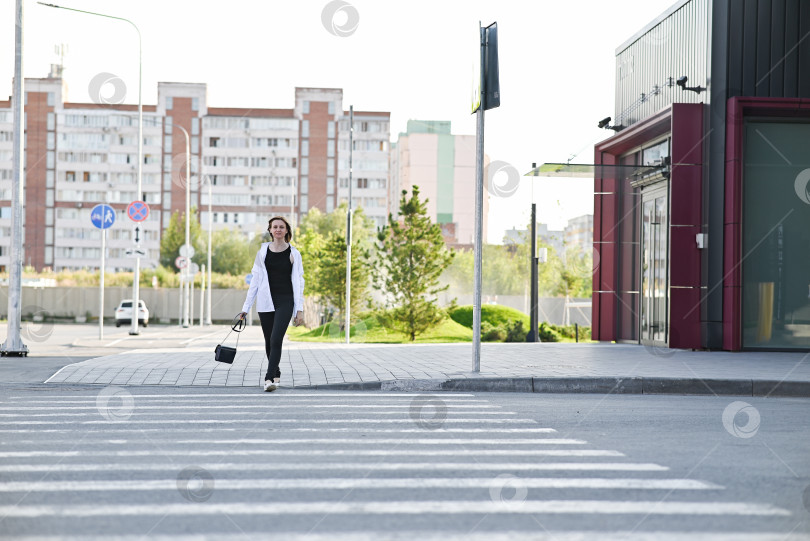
258, 295, 294, 381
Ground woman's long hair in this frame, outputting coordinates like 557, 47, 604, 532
267, 216, 293, 243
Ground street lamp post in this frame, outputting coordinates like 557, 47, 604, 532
1, 0, 28, 356
174, 125, 191, 328
206, 175, 212, 325
38, 2, 144, 336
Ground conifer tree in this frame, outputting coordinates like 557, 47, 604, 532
376, 186, 454, 340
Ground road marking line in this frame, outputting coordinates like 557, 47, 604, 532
0, 478, 722, 492
0, 533, 798, 541
0, 438, 588, 446
0, 449, 624, 458
6, 393, 480, 399
0, 500, 788, 517
0, 427, 583, 436
0, 532, 795, 541
0, 462, 668, 473
0, 419, 551, 426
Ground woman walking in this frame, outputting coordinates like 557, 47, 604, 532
239, 216, 305, 392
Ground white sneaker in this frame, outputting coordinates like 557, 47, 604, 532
263, 379, 277, 392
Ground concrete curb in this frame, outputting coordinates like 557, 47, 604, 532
297, 376, 810, 397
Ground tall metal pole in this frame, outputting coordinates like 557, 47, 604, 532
529, 202, 539, 342
472, 23, 486, 372
345, 106, 353, 344
99, 227, 105, 339
206, 177, 212, 325
176, 125, 191, 328
39, 4, 146, 336
1, 0, 28, 356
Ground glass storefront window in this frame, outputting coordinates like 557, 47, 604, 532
742, 121, 810, 349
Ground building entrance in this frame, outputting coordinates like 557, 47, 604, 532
640, 185, 669, 347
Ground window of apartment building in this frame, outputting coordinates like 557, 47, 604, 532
327, 122, 335, 138
46, 132, 55, 150
46, 151, 54, 169
303, 101, 310, 114
357, 178, 368, 189
301, 158, 308, 175
209, 137, 219, 148
192, 97, 199, 111
326, 197, 333, 213
339, 177, 348, 188
46, 170, 54, 188
327, 177, 334, 195
47, 92, 55, 107
166, 96, 173, 110
192, 117, 199, 135
164, 135, 172, 149
65, 171, 76, 183
301, 140, 309, 157
302, 120, 309, 138
327, 158, 334, 176
327, 144, 335, 158
165, 117, 172, 135
47, 113, 55, 131
328, 102, 335, 115
300, 195, 307, 213
192, 137, 199, 154
300, 176, 308, 193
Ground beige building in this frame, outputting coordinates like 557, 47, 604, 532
390, 120, 487, 247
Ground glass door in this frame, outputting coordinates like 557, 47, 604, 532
640, 187, 669, 346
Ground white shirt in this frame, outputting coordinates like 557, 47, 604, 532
241, 243, 305, 314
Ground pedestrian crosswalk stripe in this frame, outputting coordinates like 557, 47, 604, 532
0, 500, 788, 517
0, 478, 722, 492
0, 427, 573, 434
0, 418, 551, 425
0, 533, 797, 541
0, 532, 795, 541
0, 462, 669, 473
2, 437, 589, 446
0, 449, 624, 458
6, 393, 480, 400
0, 405, 511, 411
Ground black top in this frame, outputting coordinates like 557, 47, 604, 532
265, 245, 293, 297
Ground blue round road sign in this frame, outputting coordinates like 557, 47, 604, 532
90, 204, 116, 230
127, 200, 150, 222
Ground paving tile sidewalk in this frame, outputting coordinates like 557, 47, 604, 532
45, 327, 810, 396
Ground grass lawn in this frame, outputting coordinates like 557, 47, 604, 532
287, 317, 473, 344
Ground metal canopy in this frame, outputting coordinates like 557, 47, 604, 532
524, 163, 665, 178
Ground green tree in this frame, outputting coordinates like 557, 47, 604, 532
159, 207, 206, 270
295, 203, 377, 316
210, 228, 254, 275
376, 186, 454, 341
310, 230, 372, 324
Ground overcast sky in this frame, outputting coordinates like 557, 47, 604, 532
3, 0, 677, 242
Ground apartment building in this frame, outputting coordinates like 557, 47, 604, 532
563, 214, 593, 253
390, 120, 487, 247
0, 75, 390, 272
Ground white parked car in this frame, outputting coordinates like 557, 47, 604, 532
115, 299, 149, 327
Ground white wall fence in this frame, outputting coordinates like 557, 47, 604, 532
0, 287, 591, 328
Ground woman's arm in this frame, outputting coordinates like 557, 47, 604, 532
241, 248, 263, 314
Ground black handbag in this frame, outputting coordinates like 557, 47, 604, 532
214, 315, 246, 364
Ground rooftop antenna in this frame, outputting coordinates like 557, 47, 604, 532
50, 43, 68, 78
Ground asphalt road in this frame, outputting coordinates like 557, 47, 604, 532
0, 386, 807, 540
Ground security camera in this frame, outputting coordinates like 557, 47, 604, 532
597, 117, 612, 129
676, 76, 688, 88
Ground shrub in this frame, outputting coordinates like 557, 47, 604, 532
450, 304, 530, 330
481, 321, 506, 342
538, 322, 561, 342
505, 320, 525, 342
